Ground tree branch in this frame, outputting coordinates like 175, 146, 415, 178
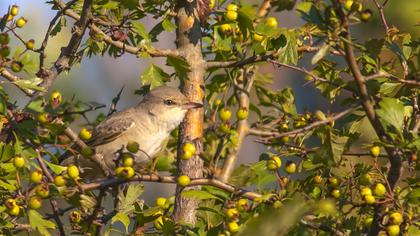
78, 174, 262, 200
54, 0, 181, 58
0, 68, 33, 96
372, 0, 390, 33
33, 0, 94, 98
219, 68, 254, 182
251, 105, 358, 142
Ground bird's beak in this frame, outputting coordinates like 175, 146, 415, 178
182, 101, 203, 109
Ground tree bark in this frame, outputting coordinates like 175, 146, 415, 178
173, 0, 205, 224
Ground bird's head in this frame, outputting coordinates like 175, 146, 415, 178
139, 86, 203, 128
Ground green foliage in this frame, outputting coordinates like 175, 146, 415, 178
0, 0, 418, 235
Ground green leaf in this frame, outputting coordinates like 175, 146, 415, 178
406, 187, 420, 204
327, 131, 349, 164
162, 18, 176, 32
119, 183, 144, 212
376, 97, 405, 133
230, 161, 277, 188
140, 64, 170, 89
13, 77, 44, 92
131, 22, 150, 40
26, 97, 45, 113
296, 2, 323, 26
181, 190, 222, 201
155, 155, 175, 171
50, 16, 66, 37
166, 56, 190, 79
277, 30, 298, 65
28, 209, 56, 236
111, 212, 131, 233
44, 160, 67, 175
311, 44, 330, 64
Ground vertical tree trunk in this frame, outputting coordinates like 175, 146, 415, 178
173, 0, 205, 224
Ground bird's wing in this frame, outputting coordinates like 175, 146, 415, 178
87, 113, 136, 147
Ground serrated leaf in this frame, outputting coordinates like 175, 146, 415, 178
14, 77, 44, 92
111, 212, 131, 233
26, 97, 45, 113
376, 97, 405, 133
327, 131, 349, 164
28, 209, 56, 236
119, 183, 144, 212
311, 44, 330, 64
277, 30, 298, 65
140, 64, 170, 89
182, 190, 222, 201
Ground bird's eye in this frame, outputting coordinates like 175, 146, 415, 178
164, 99, 175, 105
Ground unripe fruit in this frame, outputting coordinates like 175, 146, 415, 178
5, 199, 16, 208
183, 142, 196, 154
373, 183, 386, 196
280, 123, 289, 131
285, 161, 296, 174
280, 136, 289, 143
116, 166, 135, 179
127, 141, 139, 153
313, 175, 323, 184
8, 205, 20, 216
351, 2, 363, 12
266, 156, 282, 171
219, 108, 232, 121
36, 184, 50, 198
154, 216, 163, 229
265, 17, 278, 28
182, 150, 193, 160
0, 33, 10, 45
225, 10, 238, 21
30, 170, 43, 183
214, 99, 222, 106
253, 32, 264, 42
67, 165, 80, 179
364, 217, 373, 227
386, 225, 400, 236
360, 173, 373, 185
328, 177, 339, 187
69, 210, 81, 223
11, 61, 23, 73
227, 221, 240, 233
344, 0, 354, 11
360, 10, 372, 22
209, 0, 215, 9
10, 5, 19, 16
236, 198, 248, 211
155, 197, 167, 208
0, 46, 11, 57
7, 14, 13, 22
389, 212, 403, 225
122, 155, 134, 167
220, 24, 232, 33
50, 91, 62, 107
314, 110, 327, 121
81, 147, 93, 157
15, 17, 27, 28
28, 197, 42, 210
363, 194, 375, 204
331, 189, 340, 198
219, 123, 231, 134
177, 175, 190, 186
370, 146, 380, 157
226, 3, 239, 12
37, 113, 50, 124
226, 208, 239, 219
54, 175, 66, 186
360, 187, 372, 196
79, 128, 92, 141
26, 39, 35, 50
236, 107, 248, 120
13, 156, 25, 168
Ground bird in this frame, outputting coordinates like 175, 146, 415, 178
61, 86, 202, 178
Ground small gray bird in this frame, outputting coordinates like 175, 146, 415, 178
61, 86, 202, 177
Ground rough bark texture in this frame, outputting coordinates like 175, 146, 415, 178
173, 0, 205, 224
